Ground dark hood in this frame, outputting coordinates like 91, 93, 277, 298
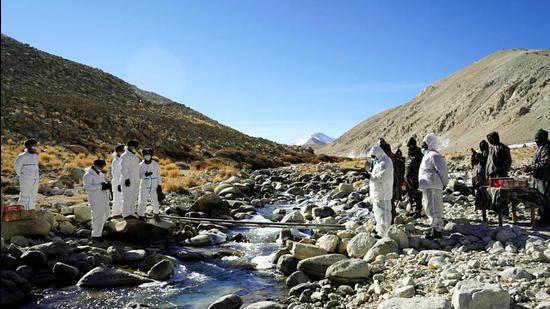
487, 132, 500, 145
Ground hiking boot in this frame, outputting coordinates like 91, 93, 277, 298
153, 214, 161, 222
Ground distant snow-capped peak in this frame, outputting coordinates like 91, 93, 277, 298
294, 133, 335, 146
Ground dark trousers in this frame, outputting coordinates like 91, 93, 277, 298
407, 189, 422, 214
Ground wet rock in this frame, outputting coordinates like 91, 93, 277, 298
325, 258, 370, 285
77, 266, 153, 287
378, 297, 452, 309
15, 265, 34, 280
291, 243, 327, 260
286, 271, 311, 288
122, 249, 146, 262
347, 233, 377, 258
53, 262, 80, 284
208, 294, 243, 309
364, 238, 398, 262
175, 249, 208, 261
29, 271, 56, 287
18, 250, 48, 269
124, 302, 151, 309
297, 254, 347, 280
183, 230, 227, 246
452, 280, 510, 309
1, 271, 30, 306
147, 260, 175, 281
28, 238, 66, 255
242, 301, 285, 309
189, 193, 231, 218
281, 211, 305, 223
277, 254, 299, 276
316, 234, 340, 253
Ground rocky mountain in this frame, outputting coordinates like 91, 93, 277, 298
0, 34, 287, 160
320, 49, 550, 157
294, 132, 335, 146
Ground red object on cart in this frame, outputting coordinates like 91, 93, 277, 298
489, 177, 514, 188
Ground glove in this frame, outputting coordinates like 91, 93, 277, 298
156, 185, 162, 195
145, 171, 153, 177
117, 185, 122, 192
101, 182, 112, 191
125, 179, 131, 187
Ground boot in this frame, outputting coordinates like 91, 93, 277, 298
153, 213, 161, 222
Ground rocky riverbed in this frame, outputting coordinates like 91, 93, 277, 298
1, 163, 549, 309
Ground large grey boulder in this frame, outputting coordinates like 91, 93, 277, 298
325, 258, 370, 285
147, 260, 175, 281
347, 233, 376, 258
77, 267, 153, 287
377, 297, 452, 309
188, 193, 231, 218
452, 280, 510, 309
499, 267, 533, 281
1, 212, 52, 240
106, 218, 173, 244
297, 254, 347, 280
316, 234, 340, 253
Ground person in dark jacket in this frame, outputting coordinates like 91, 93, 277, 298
404, 137, 423, 218
379, 138, 402, 221
471, 140, 489, 210
524, 129, 550, 226
485, 132, 512, 178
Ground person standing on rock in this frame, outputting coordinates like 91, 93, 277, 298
110, 144, 125, 219
404, 137, 423, 219
524, 129, 550, 226
14, 139, 40, 219
419, 133, 449, 239
138, 148, 162, 222
119, 140, 141, 220
379, 138, 402, 222
486, 131, 512, 178
83, 159, 111, 240
366, 145, 394, 237
471, 140, 489, 210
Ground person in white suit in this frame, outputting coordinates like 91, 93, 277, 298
14, 139, 40, 218
366, 145, 394, 237
138, 148, 163, 221
119, 140, 140, 220
418, 133, 449, 239
83, 159, 111, 240
110, 144, 125, 218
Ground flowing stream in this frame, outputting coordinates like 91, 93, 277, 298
23, 204, 301, 308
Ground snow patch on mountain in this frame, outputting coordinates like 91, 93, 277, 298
294, 133, 335, 146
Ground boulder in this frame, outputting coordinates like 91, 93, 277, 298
208, 294, 243, 309
183, 230, 227, 246
188, 193, 231, 218
242, 301, 285, 309
106, 218, 172, 244
394, 285, 415, 298
10, 236, 29, 247
290, 243, 327, 260
347, 233, 377, 258
1, 277, 25, 305
77, 267, 153, 287
338, 183, 354, 194
280, 211, 305, 223
58, 221, 76, 235
325, 258, 370, 285
495, 228, 517, 243
452, 280, 510, 309
297, 254, 347, 280
28, 238, 66, 255
71, 203, 92, 223
1, 215, 52, 240
378, 297, 452, 309
122, 249, 146, 262
312, 206, 336, 219
286, 271, 311, 288
316, 234, 340, 253
387, 226, 410, 249
69, 168, 86, 183
364, 238, 398, 262
276, 254, 299, 276
18, 250, 47, 269
499, 267, 533, 281
66, 144, 90, 154
53, 262, 80, 284
147, 260, 175, 281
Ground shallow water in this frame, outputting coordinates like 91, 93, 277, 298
23, 204, 299, 308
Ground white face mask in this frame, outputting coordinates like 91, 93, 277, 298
144, 155, 152, 161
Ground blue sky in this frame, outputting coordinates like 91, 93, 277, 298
2, 1, 549, 144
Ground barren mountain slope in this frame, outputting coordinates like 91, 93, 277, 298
0, 34, 286, 160
320, 49, 550, 157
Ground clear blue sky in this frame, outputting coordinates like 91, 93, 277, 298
2, 1, 549, 144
